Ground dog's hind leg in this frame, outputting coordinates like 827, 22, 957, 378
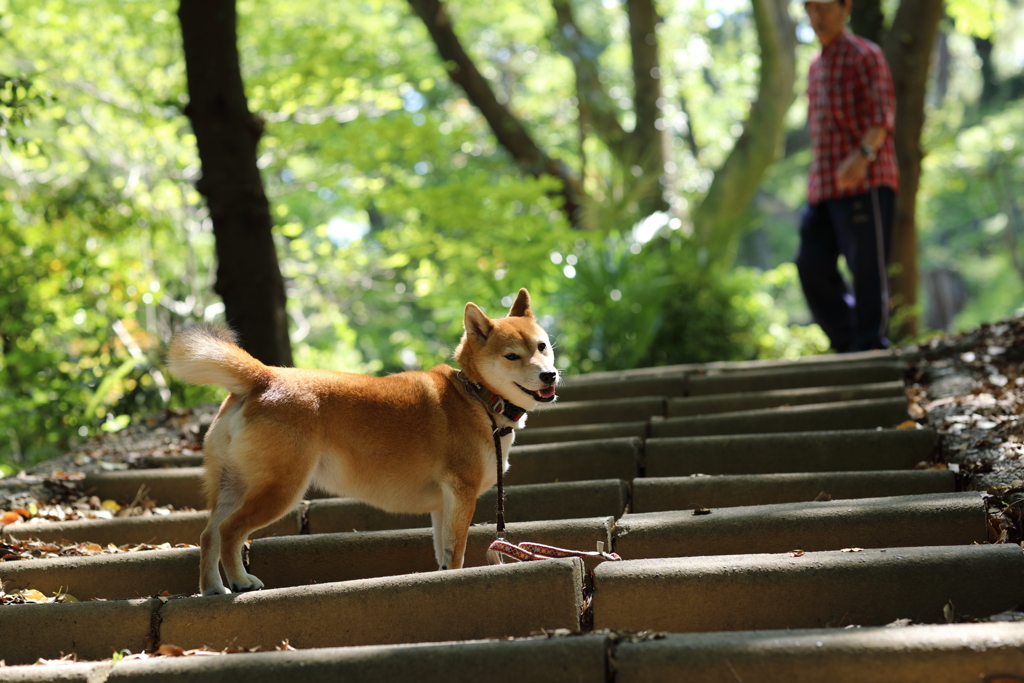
437, 480, 477, 570
430, 510, 445, 568
216, 469, 312, 593
198, 478, 241, 596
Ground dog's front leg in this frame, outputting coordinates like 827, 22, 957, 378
436, 481, 477, 569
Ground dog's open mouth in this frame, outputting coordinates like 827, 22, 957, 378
517, 383, 557, 403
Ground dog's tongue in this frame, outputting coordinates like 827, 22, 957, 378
539, 386, 556, 398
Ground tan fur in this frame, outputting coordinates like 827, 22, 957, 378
165, 288, 558, 595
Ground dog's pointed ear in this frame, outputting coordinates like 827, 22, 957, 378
464, 302, 493, 342
507, 288, 533, 318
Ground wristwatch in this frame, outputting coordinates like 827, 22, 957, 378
859, 143, 877, 162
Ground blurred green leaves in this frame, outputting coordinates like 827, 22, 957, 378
0, 0, 832, 469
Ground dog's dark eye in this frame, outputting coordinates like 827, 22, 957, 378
505, 353, 520, 361
538, 342, 547, 352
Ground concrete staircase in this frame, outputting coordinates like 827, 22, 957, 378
4, 352, 1024, 681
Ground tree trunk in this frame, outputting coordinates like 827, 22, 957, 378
551, 0, 668, 216
881, 0, 944, 340
691, 0, 796, 262
551, 0, 629, 164
849, 0, 885, 43
178, 0, 293, 366
626, 0, 669, 214
407, 0, 584, 226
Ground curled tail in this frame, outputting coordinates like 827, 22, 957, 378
166, 325, 269, 395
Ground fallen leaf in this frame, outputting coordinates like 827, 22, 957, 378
813, 491, 832, 502
692, 507, 712, 516
155, 644, 185, 657
1, 511, 21, 525
789, 550, 805, 557
53, 589, 79, 603
101, 500, 122, 512
896, 420, 919, 430
840, 547, 863, 553
943, 600, 955, 623
17, 589, 49, 603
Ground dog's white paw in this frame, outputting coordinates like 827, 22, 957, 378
228, 573, 265, 593
201, 584, 232, 597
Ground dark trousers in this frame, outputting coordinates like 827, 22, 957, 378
796, 187, 896, 353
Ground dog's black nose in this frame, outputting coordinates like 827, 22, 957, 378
540, 371, 557, 385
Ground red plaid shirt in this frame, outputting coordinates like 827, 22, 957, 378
808, 31, 899, 204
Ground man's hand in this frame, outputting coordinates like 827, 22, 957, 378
836, 150, 869, 190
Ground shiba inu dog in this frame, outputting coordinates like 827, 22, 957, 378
166, 288, 558, 596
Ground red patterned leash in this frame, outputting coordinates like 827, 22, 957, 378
484, 404, 621, 566
488, 539, 621, 563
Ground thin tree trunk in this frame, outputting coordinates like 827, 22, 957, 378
178, 0, 292, 366
552, 0, 669, 215
881, 0, 944, 340
691, 0, 796, 261
407, 0, 584, 226
626, 0, 669, 213
551, 0, 629, 164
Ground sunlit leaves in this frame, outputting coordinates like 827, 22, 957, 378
946, 0, 998, 40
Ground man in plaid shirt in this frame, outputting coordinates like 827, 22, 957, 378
796, 0, 899, 352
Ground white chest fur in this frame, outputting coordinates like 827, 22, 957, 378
478, 428, 515, 495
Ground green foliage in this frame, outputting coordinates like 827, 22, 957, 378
946, 0, 998, 39
0, 0, 220, 465
919, 103, 1024, 331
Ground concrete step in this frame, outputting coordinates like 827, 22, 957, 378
517, 384, 906, 445
521, 385, 906, 444
1, 634, 611, 682
666, 380, 906, 417
83, 467, 207, 510
650, 397, 910, 438
0, 517, 613, 601
528, 396, 666, 429
645, 428, 938, 477
139, 454, 203, 468
81, 439, 643, 506
5, 623, 1022, 682
308, 479, 628, 532
514, 420, 648, 446
632, 469, 956, 511
502, 438, 642, 485
613, 492, 986, 559
592, 543, 1024, 633
556, 358, 902, 402
1, 510, 300, 546
612, 623, 1024, 683
0, 557, 584, 665
5, 480, 627, 546
686, 360, 904, 396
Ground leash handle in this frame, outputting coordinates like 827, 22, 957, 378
487, 539, 622, 563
